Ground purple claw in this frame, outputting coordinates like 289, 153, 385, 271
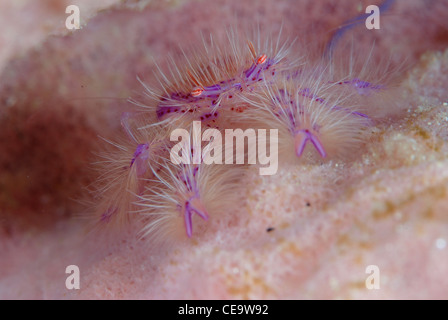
184, 203, 193, 238
183, 197, 209, 238
294, 129, 327, 158
130, 143, 150, 176
101, 207, 117, 223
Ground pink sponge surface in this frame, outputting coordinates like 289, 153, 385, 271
0, 0, 448, 299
